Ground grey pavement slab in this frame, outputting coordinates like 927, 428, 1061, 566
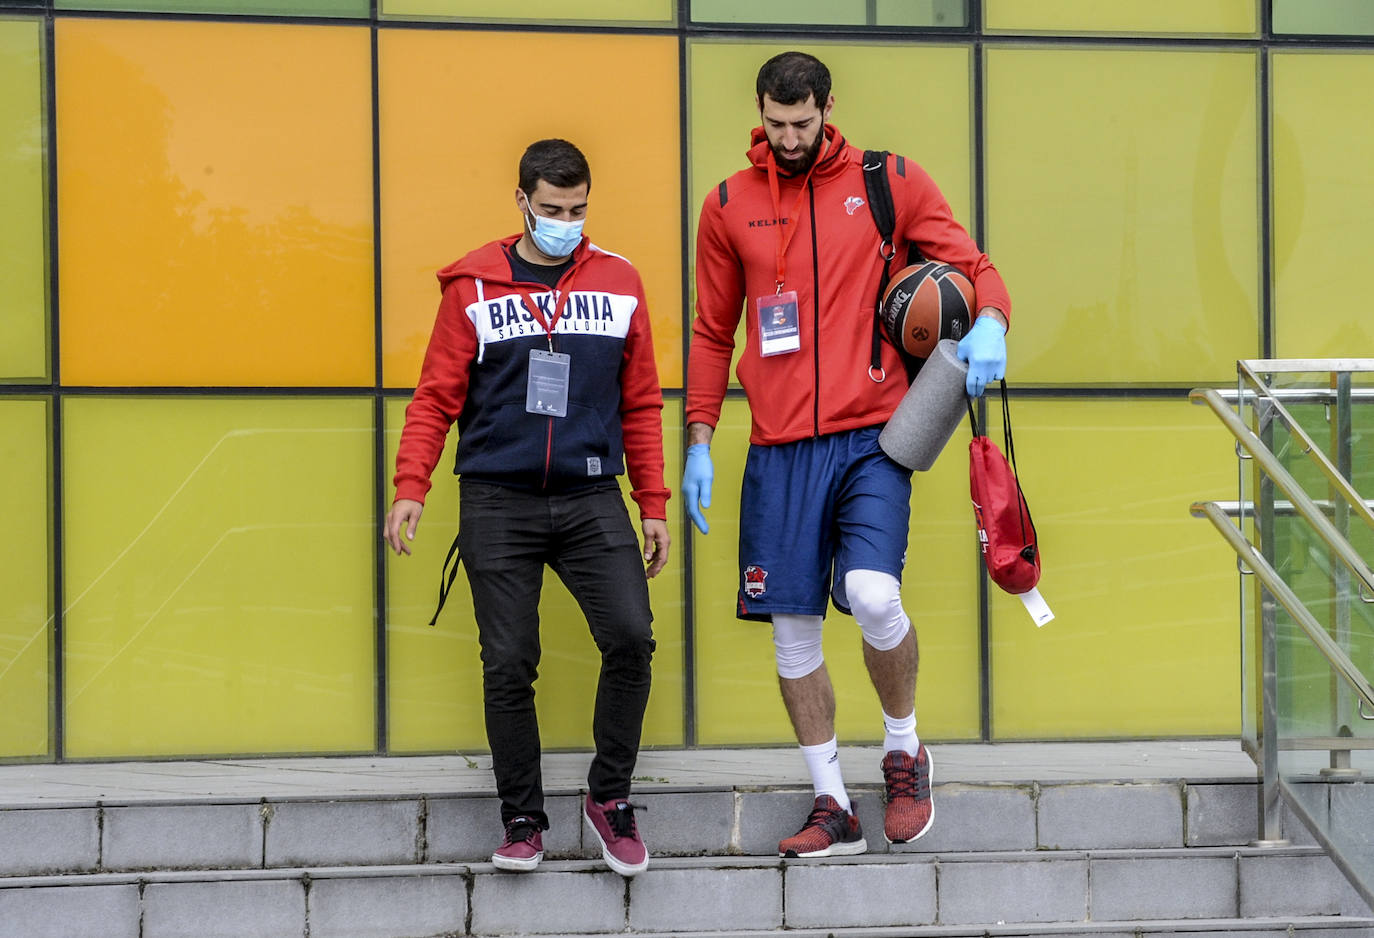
938, 857, 1090, 925
470, 867, 627, 935
1090, 855, 1238, 920
1039, 782, 1184, 849
785, 859, 937, 928
0, 740, 1257, 807
0, 806, 99, 875
894, 784, 1037, 853
265, 799, 421, 867
1187, 782, 1260, 846
102, 802, 263, 870
308, 873, 468, 938
1240, 853, 1372, 918
142, 879, 305, 938
426, 793, 582, 862
629, 865, 782, 932
0, 883, 140, 938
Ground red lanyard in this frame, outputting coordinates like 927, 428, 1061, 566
514, 267, 577, 347
765, 132, 830, 292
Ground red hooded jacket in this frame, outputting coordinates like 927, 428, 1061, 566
687, 125, 1011, 445
393, 234, 668, 520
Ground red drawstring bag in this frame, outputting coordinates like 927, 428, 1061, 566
968, 382, 1040, 594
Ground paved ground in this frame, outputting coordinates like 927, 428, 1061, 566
0, 739, 1258, 807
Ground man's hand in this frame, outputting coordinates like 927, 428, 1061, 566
641, 518, 670, 578
384, 498, 424, 556
956, 310, 1008, 398
681, 443, 714, 535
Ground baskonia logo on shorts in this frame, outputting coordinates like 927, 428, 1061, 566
743, 564, 768, 597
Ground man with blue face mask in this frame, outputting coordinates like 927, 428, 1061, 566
385, 138, 670, 878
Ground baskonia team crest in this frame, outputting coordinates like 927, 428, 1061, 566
743, 564, 768, 597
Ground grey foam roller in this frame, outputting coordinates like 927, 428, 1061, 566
878, 338, 969, 471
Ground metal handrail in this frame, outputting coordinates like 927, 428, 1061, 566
1236, 361, 1374, 536
1190, 388, 1374, 597
1191, 501, 1374, 716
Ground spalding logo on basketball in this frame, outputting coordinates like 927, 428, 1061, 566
879, 261, 975, 363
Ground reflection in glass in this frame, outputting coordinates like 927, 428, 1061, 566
62, 396, 375, 758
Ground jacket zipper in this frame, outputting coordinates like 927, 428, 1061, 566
541, 333, 557, 490
808, 177, 821, 438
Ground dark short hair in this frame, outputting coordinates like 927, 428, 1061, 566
518, 139, 591, 194
756, 51, 831, 108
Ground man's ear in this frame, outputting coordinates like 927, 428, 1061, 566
822, 93, 834, 123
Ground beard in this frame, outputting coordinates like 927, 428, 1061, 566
772, 129, 825, 175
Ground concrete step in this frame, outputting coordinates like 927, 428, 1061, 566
0, 778, 1314, 878
0, 850, 1370, 938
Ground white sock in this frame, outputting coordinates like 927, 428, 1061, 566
883, 710, 920, 757
800, 737, 850, 812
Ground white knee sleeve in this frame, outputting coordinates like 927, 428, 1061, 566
772, 614, 825, 679
844, 569, 910, 652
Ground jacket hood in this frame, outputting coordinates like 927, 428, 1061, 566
436, 233, 590, 292
747, 123, 850, 180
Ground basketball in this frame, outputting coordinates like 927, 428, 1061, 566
879, 261, 975, 364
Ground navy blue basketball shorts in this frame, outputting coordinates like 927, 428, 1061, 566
736, 427, 912, 621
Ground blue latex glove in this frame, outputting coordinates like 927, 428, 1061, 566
682, 443, 714, 535
956, 315, 1007, 398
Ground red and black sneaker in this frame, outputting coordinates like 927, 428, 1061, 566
491, 815, 544, 872
882, 745, 934, 844
584, 795, 649, 877
778, 794, 868, 858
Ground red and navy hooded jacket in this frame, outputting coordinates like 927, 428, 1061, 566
687, 124, 1012, 446
393, 234, 668, 521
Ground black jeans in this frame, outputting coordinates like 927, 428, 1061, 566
458, 481, 655, 828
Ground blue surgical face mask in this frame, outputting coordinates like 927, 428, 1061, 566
523, 199, 584, 259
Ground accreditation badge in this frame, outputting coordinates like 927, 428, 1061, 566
757, 291, 801, 357
526, 349, 570, 417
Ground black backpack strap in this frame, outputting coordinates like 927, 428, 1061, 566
862, 150, 897, 382
427, 531, 463, 626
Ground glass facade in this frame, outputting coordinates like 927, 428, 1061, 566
0, 2, 1369, 760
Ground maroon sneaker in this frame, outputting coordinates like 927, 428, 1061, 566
491, 815, 544, 872
778, 795, 867, 858
583, 795, 649, 877
882, 745, 934, 844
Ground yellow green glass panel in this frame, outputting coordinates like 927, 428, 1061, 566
688, 40, 971, 387
989, 398, 1239, 738
986, 47, 1259, 385
693, 398, 980, 745
56, 19, 374, 387
691, 0, 966, 27
985, 0, 1256, 35
1273, 0, 1374, 35
0, 19, 47, 383
0, 399, 51, 759
56, 0, 367, 18
380, 0, 672, 23
385, 396, 685, 752
1272, 53, 1374, 358
62, 396, 375, 758
379, 29, 682, 389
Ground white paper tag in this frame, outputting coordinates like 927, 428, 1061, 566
1019, 587, 1054, 627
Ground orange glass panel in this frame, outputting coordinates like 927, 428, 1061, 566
379, 29, 682, 390
57, 19, 374, 387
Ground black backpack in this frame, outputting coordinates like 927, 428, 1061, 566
861, 150, 925, 382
